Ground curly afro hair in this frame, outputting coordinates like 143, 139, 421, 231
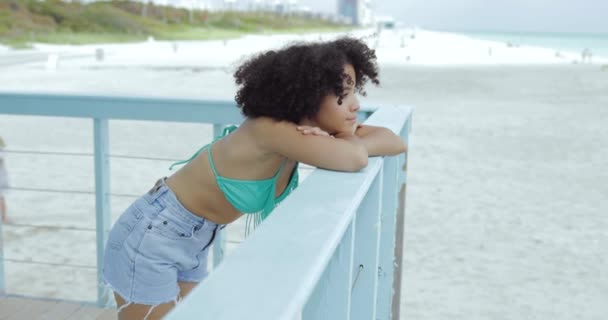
234, 37, 379, 123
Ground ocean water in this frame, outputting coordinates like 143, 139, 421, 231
460, 31, 608, 59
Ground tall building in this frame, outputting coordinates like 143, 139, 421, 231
338, 0, 373, 26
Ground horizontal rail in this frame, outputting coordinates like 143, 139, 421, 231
6, 187, 139, 198
3, 258, 97, 270
3, 223, 96, 232
2, 149, 182, 162
1, 222, 246, 246
0, 91, 245, 123
0, 92, 377, 123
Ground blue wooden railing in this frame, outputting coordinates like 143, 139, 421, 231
0, 92, 412, 320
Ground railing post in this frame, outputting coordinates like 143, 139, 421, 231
391, 116, 412, 320
0, 215, 5, 296
94, 118, 112, 307
350, 173, 383, 320
212, 124, 226, 268
375, 155, 400, 319
303, 220, 356, 320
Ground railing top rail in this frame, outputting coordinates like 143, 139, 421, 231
0, 91, 244, 123
0, 92, 379, 123
166, 105, 413, 320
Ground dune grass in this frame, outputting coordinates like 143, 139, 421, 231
0, 0, 350, 48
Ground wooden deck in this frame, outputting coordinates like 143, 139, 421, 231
0, 296, 116, 320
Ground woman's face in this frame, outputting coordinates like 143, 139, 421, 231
313, 64, 360, 135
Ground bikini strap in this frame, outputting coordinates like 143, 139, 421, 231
274, 157, 288, 178
168, 124, 238, 171
207, 143, 219, 177
168, 144, 209, 171
220, 125, 238, 139
206, 125, 238, 176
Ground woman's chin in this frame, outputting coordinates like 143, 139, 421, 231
333, 126, 356, 136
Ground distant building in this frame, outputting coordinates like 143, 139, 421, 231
337, 0, 373, 26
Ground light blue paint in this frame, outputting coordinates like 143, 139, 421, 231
376, 155, 400, 320
0, 92, 244, 123
303, 221, 356, 320
93, 118, 112, 307
350, 173, 382, 320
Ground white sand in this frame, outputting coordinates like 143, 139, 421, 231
0, 28, 607, 319
19, 28, 608, 72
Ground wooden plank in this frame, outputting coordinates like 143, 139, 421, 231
95, 308, 117, 320
38, 301, 82, 320
0, 298, 112, 320
4, 298, 56, 320
0, 297, 31, 319
64, 305, 109, 320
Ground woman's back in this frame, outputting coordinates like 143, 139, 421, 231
166, 118, 298, 224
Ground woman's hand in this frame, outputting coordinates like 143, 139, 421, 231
296, 126, 334, 138
353, 124, 407, 156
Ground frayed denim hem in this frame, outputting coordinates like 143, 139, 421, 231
101, 276, 183, 319
115, 295, 182, 320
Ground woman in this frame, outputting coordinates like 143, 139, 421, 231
103, 37, 407, 320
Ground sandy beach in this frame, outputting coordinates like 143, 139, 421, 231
1, 29, 607, 319
376, 65, 608, 319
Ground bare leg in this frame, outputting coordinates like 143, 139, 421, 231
114, 281, 199, 320
177, 281, 198, 297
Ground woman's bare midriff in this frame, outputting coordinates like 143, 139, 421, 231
165, 126, 297, 225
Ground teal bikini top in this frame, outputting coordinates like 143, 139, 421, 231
169, 125, 299, 233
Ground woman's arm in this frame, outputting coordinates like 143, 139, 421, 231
354, 124, 407, 156
253, 118, 368, 172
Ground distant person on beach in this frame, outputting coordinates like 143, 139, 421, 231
581, 48, 593, 63
0, 136, 9, 223
103, 37, 407, 320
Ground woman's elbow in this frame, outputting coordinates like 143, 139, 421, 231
399, 141, 408, 154
391, 138, 407, 155
349, 150, 369, 172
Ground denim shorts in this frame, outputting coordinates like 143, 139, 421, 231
102, 178, 225, 306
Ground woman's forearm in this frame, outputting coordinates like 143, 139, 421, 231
355, 125, 407, 156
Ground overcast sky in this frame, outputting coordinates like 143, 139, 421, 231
300, 0, 608, 33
